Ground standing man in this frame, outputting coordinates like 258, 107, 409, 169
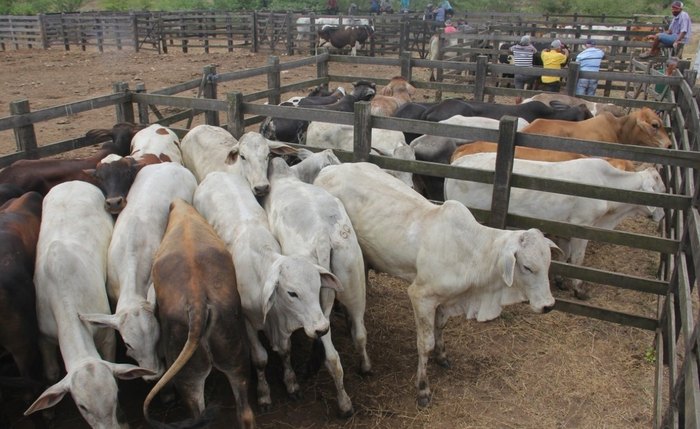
639, 1, 691, 58
575, 39, 605, 96
510, 35, 538, 104
540, 39, 569, 93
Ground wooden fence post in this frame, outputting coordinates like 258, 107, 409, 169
488, 116, 519, 229
252, 11, 259, 53
317, 47, 329, 90
400, 51, 412, 82
61, 13, 69, 51
353, 101, 372, 162
567, 61, 579, 97
131, 13, 139, 51
203, 64, 219, 126
10, 100, 39, 160
604, 36, 618, 97
399, 20, 409, 55
39, 14, 49, 49
267, 56, 281, 107
474, 55, 488, 101
309, 14, 316, 55
135, 82, 149, 124
226, 14, 234, 52
286, 12, 294, 56
113, 82, 134, 124
227, 92, 245, 139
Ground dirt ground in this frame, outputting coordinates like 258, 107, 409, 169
0, 47, 664, 428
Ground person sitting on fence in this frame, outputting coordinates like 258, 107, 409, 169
575, 38, 605, 96
380, 0, 394, 13
540, 39, 569, 93
441, 0, 454, 19
424, 3, 435, 20
326, 0, 339, 14
510, 35, 538, 104
639, 1, 691, 58
444, 19, 458, 34
370, 0, 380, 14
434, 4, 446, 22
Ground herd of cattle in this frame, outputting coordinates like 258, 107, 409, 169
0, 74, 673, 427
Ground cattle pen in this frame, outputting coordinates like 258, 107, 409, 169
0, 37, 699, 428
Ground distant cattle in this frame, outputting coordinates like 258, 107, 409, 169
318, 25, 374, 56
295, 16, 370, 40
314, 162, 559, 408
0, 192, 44, 406
26, 181, 152, 427
423, 99, 592, 123
0, 122, 140, 196
521, 107, 672, 148
445, 154, 666, 299
144, 199, 255, 429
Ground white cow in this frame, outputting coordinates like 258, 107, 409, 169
181, 127, 298, 195
314, 162, 559, 408
26, 181, 152, 427
264, 158, 370, 417
444, 153, 666, 298
130, 123, 183, 164
290, 148, 341, 183
304, 122, 415, 188
80, 163, 197, 380
193, 171, 343, 411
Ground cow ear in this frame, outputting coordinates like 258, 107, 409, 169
545, 238, 565, 261
79, 312, 120, 330
24, 376, 70, 415
83, 168, 96, 177
269, 142, 298, 157
501, 247, 516, 287
109, 362, 156, 380
316, 265, 344, 292
261, 263, 282, 324
225, 149, 239, 165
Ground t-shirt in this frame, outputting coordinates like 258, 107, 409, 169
575, 47, 604, 72
541, 49, 568, 83
669, 11, 692, 44
510, 43, 537, 67
444, 25, 458, 33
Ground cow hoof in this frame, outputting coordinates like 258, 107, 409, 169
337, 406, 354, 419
416, 393, 432, 409
359, 368, 373, 377
436, 357, 451, 369
288, 390, 303, 401
573, 285, 592, 301
258, 402, 272, 413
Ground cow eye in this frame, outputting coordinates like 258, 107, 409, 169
523, 265, 533, 273
124, 342, 133, 350
287, 291, 299, 298
239, 154, 246, 161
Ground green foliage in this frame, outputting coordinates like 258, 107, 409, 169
644, 347, 656, 364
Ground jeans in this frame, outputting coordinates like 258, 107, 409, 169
576, 78, 598, 96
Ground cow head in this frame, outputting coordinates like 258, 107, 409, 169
632, 108, 672, 148
351, 80, 377, 101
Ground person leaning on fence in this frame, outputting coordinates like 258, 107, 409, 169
510, 35, 538, 104
575, 38, 605, 96
639, 1, 691, 58
444, 19, 458, 34
540, 39, 569, 93
370, 0, 380, 14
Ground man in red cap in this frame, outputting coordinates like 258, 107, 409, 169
639, 1, 691, 58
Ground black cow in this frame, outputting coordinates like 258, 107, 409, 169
423, 99, 592, 123
318, 25, 374, 56
260, 81, 377, 143
392, 101, 440, 144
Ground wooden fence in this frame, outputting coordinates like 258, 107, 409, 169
0, 11, 668, 59
0, 50, 698, 427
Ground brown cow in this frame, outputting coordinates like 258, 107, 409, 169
450, 141, 637, 171
0, 122, 143, 196
318, 25, 374, 56
521, 107, 672, 148
370, 76, 416, 116
143, 198, 255, 429
0, 192, 44, 407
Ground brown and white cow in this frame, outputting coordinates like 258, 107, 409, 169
318, 25, 374, 56
143, 198, 255, 429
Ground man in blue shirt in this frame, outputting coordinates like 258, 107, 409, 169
575, 39, 605, 96
639, 1, 691, 58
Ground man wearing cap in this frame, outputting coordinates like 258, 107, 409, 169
540, 39, 569, 92
575, 39, 605, 96
509, 35, 538, 104
639, 1, 691, 58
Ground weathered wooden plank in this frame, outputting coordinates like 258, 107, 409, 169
554, 298, 658, 331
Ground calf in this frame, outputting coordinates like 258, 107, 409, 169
445, 154, 665, 299
318, 25, 374, 56
521, 107, 672, 148
143, 199, 254, 429
25, 181, 151, 427
194, 170, 343, 410
80, 163, 198, 380
0, 122, 140, 196
314, 162, 559, 408
264, 158, 370, 417
0, 192, 44, 402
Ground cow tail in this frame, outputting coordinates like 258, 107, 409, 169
143, 303, 212, 429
